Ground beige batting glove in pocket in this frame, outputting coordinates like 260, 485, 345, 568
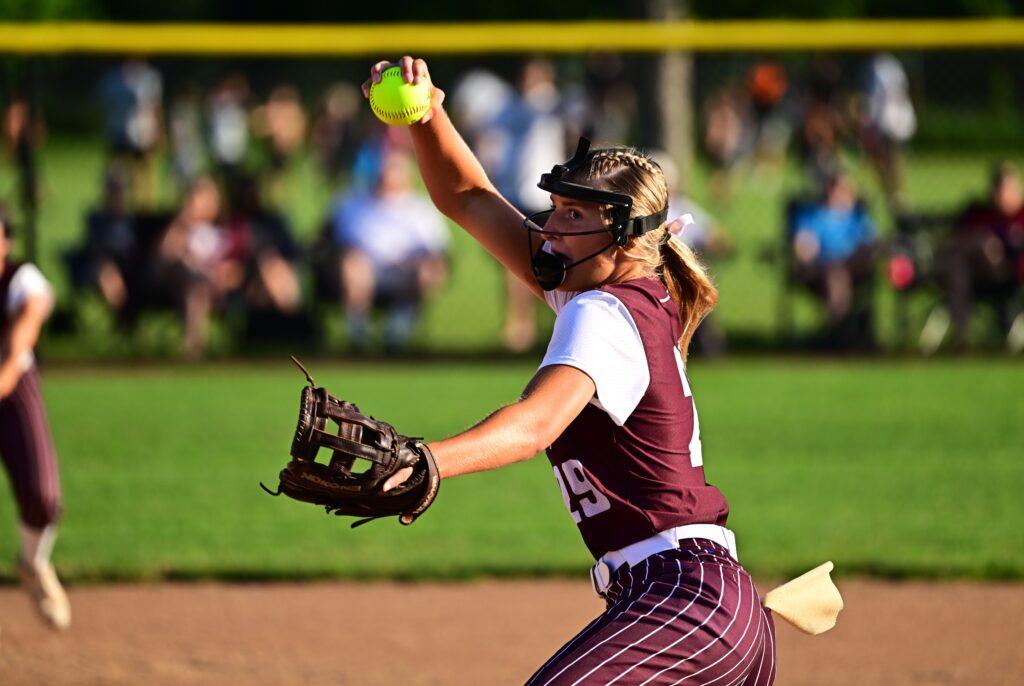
763, 561, 844, 635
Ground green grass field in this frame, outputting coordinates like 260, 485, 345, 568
1, 139, 1020, 584
0, 357, 1020, 583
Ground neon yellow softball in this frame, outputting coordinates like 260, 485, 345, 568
369, 66, 432, 126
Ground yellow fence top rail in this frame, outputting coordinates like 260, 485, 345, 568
0, 20, 1022, 55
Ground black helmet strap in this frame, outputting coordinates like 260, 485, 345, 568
536, 137, 668, 245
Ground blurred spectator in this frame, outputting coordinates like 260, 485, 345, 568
328, 149, 449, 353
168, 84, 205, 191
349, 125, 415, 193
64, 174, 176, 331
207, 73, 252, 183
791, 172, 878, 349
655, 151, 733, 357
449, 69, 514, 183
222, 174, 303, 339
569, 52, 637, 146
97, 58, 164, 209
859, 52, 916, 214
936, 161, 1024, 352
451, 69, 525, 353
798, 57, 846, 189
311, 82, 361, 187
746, 59, 791, 189
4, 95, 45, 225
480, 59, 567, 352
490, 60, 566, 222
79, 173, 137, 318
251, 84, 308, 204
702, 86, 748, 206
156, 176, 239, 359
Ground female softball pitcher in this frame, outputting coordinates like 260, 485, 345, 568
364, 57, 838, 685
0, 215, 70, 631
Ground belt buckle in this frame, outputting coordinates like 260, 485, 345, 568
590, 560, 613, 597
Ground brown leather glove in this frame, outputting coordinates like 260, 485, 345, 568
262, 358, 440, 527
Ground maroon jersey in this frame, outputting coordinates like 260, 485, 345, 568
0, 259, 25, 355
546, 278, 729, 559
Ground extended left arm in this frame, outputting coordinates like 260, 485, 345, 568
384, 364, 595, 490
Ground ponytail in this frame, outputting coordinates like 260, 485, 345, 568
660, 238, 719, 364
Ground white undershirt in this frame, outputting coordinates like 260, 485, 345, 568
4, 263, 54, 372
541, 290, 650, 426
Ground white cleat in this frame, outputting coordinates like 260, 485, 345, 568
918, 305, 951, 355
18, 559, 71, 630
1007, 312, 1024, 354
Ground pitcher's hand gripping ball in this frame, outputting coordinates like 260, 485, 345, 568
261, 357, 440, 527
369, 65, 432, 126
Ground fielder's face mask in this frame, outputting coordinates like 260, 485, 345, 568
523, 137, 668, 291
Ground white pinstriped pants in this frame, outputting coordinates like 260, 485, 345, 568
526, 541, 776, 686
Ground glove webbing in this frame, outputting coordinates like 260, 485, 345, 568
313, 430, 396, 467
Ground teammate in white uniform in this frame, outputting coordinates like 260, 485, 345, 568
364, 57, 775, 684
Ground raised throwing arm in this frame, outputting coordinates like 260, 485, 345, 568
364, 56, 545, 298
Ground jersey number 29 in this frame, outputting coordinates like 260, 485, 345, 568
552, 459, 611, 523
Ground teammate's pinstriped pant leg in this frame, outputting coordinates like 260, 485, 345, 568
0, 368, 62, 529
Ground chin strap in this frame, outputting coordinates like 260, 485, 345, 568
532, 238, 619, 291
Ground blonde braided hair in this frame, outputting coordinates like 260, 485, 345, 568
563, 147, 719, 363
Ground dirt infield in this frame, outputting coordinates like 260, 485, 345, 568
0, 579, 1021, 685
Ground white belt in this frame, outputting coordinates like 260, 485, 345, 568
590, 524, 738, 597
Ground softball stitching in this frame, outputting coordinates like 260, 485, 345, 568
370, 69, 430, 125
